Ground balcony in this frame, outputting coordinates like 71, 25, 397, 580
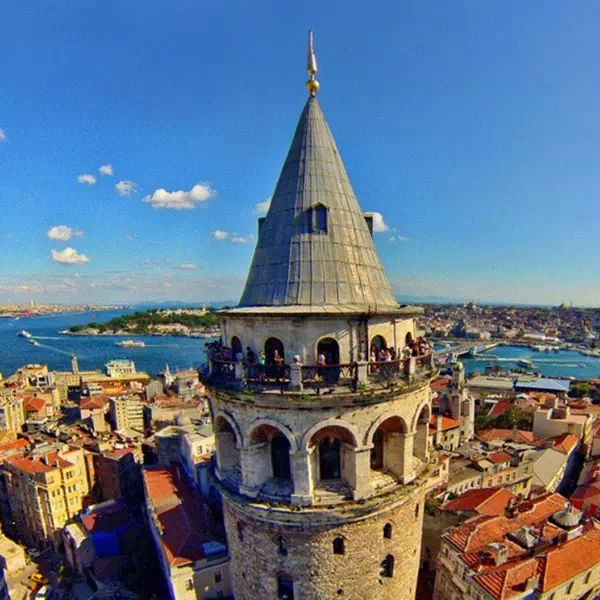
203, 353, 435, 396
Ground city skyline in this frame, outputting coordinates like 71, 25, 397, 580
2, 1, 600, 306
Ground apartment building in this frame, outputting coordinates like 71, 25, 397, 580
4, 446, 90, 545
109, 397, 144, 432
0, 396, 25, 433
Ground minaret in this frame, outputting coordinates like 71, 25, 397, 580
71, 354, 79, 375
205, 33, 435, 600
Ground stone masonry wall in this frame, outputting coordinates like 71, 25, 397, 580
223, 486, 425, 600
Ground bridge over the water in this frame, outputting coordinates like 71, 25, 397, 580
433, 340, 500, 359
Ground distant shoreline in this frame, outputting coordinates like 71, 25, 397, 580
60, 330, 219, 339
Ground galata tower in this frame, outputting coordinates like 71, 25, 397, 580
205, 32, 435, 600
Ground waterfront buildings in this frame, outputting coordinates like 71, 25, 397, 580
203, 35, 435, 600
105, 360, 136, 379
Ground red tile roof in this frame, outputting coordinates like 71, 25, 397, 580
7, 455, 55, 474
549, 434, 578, 455
143, 466, 221, 567
80, 396, 106, 411
429, 415, 460, 433
440, 488, 514, 516
476, 429, 542, 445
489, 401, 514, 417
23, 396, 45, 413
488, 451, 513, 465
430, 377, 451, 392
538, 522, 600, 592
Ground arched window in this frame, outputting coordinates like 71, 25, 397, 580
312, 203, 328, 233
278, 573, 294, 600
231, 336, 243, 357
383, 523, 392, 539
415, 503, 420, 518
333, 537, 345, 555
405, 332, 413, 346
381, 554, 395, 578
317, 337, 340, 365
265, 337, 285, 364
279, 536, 288, 557
370, 335, 387, 352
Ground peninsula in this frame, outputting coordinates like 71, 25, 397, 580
64, 307, 220, 338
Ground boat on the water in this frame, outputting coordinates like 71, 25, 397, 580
115, 340, 145, 348
518, 359, 534, 368
17, 330, 32, 338
27, 339, 40, 346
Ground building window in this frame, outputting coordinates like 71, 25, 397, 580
584, 572, 591, 584
237, 521, 245, 542
278, 573, 294, 600
415, 503, 419, 518
185, 580, 193, 591
333, 537, 345, 555
383, 523, 392, 539
313, 204, 328, 233
214, 571, 222, 584
381, 554, 395, 578
279, 537, 288, 557
567, 582, 574, 594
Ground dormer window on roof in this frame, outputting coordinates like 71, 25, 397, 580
310, 203, 328, 233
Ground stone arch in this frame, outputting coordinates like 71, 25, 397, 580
246, 420, 296, 492
405, 332, 413, 345
213, 410, 243, 446
304, 422, 359, 490
247, 418, 298, 452
413, 403, 431, 464
411, 400, 432, 433
301, 419, 360, 452
364, 412, 409, 447
231, 335, 243, 356
214, 411, 242, 476
367, 415, 410, 481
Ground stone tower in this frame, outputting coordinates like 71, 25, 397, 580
445, 363, 475, 442
204, 33, 436, 600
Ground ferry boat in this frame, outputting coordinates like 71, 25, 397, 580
17, 330, 32, 339
27, 339, 40, 346
518, 359, 534, 368
115, 340, 145, 348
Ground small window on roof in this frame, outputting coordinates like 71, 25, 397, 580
313, 204, 327, 233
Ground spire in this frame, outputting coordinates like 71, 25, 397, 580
238, 95, 398, 311
306, 30, 320, 96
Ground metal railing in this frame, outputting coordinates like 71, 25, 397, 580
211, 359, 237, 384
301, 362, 358, 391
367, 358, 409, 383
244, 363, 290, 384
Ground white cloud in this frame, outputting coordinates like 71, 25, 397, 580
371, 212, 389, 233
51, 247, 90, 265
212, 230, 254, 244
254, 197, 271, 215
47, 225, 83, 242
77, 174, 97, 185
143, 183, 216, 210
99, 164, 113, 176
389, 235, 408, 243
178, 263, 199, 270
0, 128, 6, 142
115, 180, 138, 196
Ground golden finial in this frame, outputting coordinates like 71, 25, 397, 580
306, 30, 320, 96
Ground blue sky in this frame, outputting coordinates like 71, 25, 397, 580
1, 1, 599, 306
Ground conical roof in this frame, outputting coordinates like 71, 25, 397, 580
238, 96, 398, 311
